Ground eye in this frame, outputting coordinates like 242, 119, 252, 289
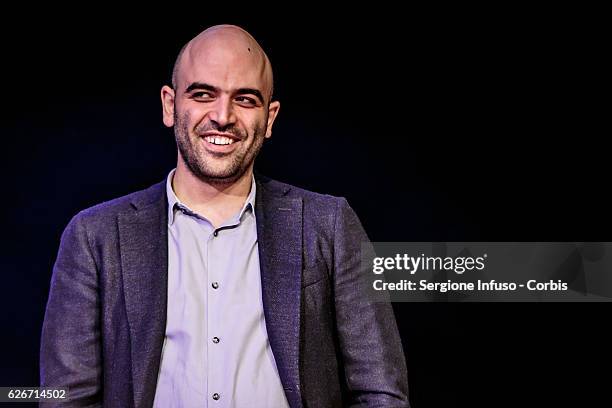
235, 96, 258, 107
191, 91, 215, 101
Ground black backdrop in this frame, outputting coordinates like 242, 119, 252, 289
1, 8, 609, 408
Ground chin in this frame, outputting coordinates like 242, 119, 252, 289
199, 169, 246, 184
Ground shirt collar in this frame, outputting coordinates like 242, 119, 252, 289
166, 169, 256, 226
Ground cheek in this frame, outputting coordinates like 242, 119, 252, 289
177, 103, 207, 126
243, 112, 267, 134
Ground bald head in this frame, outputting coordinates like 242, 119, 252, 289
171, 25, 274, 102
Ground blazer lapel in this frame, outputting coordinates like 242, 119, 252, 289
256, 177, 304, 408
118, 183, 168, 408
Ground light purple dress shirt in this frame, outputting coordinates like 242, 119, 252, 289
152, 170, 289, 408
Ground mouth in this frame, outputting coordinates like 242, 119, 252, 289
199, 132, 242, 153
201, 133, 240, 145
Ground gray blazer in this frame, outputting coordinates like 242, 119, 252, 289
40, 174, 409, 407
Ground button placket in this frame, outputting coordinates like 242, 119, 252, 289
208, 228, 223, 405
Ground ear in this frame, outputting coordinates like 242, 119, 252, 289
264, 100, 281, 139
161, 85, 175, 127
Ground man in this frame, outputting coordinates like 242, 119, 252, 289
41, 25, 409, 407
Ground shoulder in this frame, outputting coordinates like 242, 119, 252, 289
72, 179, 166, 226
256, 173, 348, 211
255, 174, 360, 239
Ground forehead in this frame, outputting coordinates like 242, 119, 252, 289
178, 40, 268, 92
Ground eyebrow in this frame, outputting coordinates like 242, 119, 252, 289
236, 88, 264, 104
185, 82, 265, 104
185, 82, 217, 94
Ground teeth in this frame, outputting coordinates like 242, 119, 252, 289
204, 136, 235, 145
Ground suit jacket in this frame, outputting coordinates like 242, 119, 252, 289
40, 174, 409, 407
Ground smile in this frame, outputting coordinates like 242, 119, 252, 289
204, 135, 236, 145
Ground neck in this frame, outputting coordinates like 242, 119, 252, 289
172, 159, 253, 227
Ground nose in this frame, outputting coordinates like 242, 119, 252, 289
207, 96, 236, 129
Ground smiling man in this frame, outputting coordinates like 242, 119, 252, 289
40, 25, 409, 407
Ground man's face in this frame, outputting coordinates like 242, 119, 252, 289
162, 36, 279, 184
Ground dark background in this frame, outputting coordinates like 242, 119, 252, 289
1, 7, 609, 408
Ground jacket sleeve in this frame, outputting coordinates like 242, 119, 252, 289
40, 212, 103, 407
332, 197, 410, 407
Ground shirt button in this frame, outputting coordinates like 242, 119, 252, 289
212, 393, 220, 401
212, 282, 219, 289
212, 336, 220, 344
